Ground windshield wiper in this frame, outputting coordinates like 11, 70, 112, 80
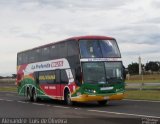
85, 79, 98, 84
106, 77, 123, 83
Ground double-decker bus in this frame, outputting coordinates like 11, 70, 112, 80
17, 36, 125, 105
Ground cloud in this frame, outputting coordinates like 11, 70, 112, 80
0, 0, 160, 75
151, 0, 160, 9
36, 0, 130, 10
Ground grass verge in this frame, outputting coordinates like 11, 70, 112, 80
125, 90, 160, 101
0, 87, 17, 92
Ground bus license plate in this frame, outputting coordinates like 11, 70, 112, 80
100, 87, 113, 91
104, 96, 109, 100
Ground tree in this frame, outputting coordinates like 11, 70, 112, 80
145, 61, 159, 72
12, 74, 17, 79
128, 62, 139, 75
0, 76, 4, 79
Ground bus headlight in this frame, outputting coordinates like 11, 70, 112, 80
93, 90, 96, 93
85, 89, 96, 93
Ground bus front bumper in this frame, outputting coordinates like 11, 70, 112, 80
71, 93, 125, 102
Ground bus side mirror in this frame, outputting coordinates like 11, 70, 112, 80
123, 66, 126, 80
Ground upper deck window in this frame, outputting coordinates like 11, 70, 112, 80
79, 40, 102, 58
100, 40, 121, 58
79, 39, 120, 58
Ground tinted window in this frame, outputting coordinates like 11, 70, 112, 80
22, 52, 29, 64
79, 40, 102, 58
56, 44, 61, 58
79, 40, 121, 58
82, 62, 106, 84
17, 53, 23, 65
61, 70, 68, 84
28, 50, 36, 63
50, 45, 58, 59
100, 40, 121, 58
35, 49, 42, 62
18, 51, 30, 65
67, 40, 79, 56
42, 47, 50, 60
105, 62, 122, 80
58, 43, 67, 58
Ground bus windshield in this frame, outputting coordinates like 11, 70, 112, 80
79, 40, 121, 58
82, 62, 123, 84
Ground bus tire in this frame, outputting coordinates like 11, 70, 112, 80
64, 90, 72, 105
26, 88, 32, 101
32, 89, 38, 102
97, 100, 108, 106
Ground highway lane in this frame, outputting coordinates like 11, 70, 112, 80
0, 91, 160, 124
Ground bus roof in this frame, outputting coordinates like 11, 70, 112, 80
18, 35, 115, 54
66, 35, 114, 41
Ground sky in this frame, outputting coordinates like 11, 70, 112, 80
0, 0, 160, 76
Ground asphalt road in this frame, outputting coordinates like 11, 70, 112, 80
0, 91, 160, 124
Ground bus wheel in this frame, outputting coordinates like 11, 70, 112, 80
26, 88, 32, 101
97, 100, 108, 106
32, 89, 38, 102
65, 90, 72, 105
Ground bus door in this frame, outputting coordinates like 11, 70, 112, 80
55, 69, 62, 99
56, 69, 70, 99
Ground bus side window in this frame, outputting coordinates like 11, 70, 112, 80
60, 70, 68, 84
17, 53, 23, 65
35, 49, 42, 62
59, 42, 67, 58
28, 50, 36, 63
22, 52, 29, 64
56, 70, 60, 84
51, 45, 58, 59
67, 40, 79, 56
42, 47, 50, 61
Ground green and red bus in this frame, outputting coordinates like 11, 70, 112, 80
17, 36, 125, 105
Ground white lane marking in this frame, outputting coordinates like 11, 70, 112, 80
0, 99, 70, 109
88, 110, 160, 119
5, 99, 14, 102
124, 99, 160, 103
17, 101, 28, 104
46, 105, 52, 107
74, 108, 81, 110
32, 103, 46, 106
0, 99, 29, 104
53, 105, 70, 109
0, 98, 70, 109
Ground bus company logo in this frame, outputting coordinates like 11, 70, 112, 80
51, 61, 63, 67
31, 63, 51, 70
30, 60, 64, 71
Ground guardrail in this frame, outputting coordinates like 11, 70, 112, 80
126, 83, 160, 90
0, 79, 160, 90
